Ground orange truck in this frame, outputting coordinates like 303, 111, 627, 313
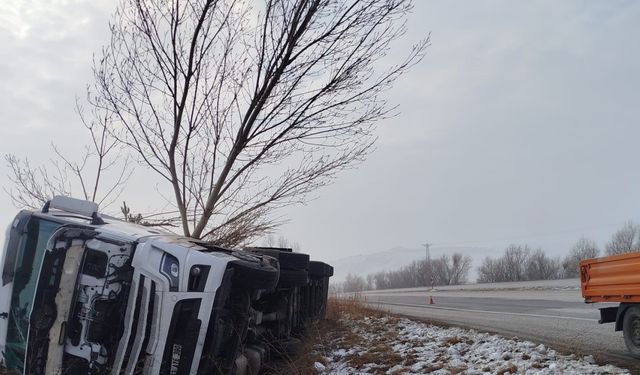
580, 252, 640, 357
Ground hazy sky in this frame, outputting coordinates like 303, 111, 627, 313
1, 1, 639, 263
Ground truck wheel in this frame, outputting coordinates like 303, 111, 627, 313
308, 261, 334, 278
278, 269, 309, 288
246, 248, 309, 270
230, 251, 280, 290
623, 305, 640, 358
284, 337, 302, 357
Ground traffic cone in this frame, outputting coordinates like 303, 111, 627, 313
428, 296, 434, 305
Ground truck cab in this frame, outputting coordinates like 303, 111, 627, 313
0, 196, 332, 375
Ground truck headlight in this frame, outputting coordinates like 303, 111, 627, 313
160, 253, 180, 291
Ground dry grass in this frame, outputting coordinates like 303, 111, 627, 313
265, 295, 414, 375
496, 362, 519, 375
442, 336, 463, 346
448, 364, 468, 374
260, 332, 327, 375
325, 295, 389, 321
261, 297, 357, 375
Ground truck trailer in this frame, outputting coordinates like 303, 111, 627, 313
0, 196, 333, 374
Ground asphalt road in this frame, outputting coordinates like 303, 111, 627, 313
353, 280, 639, 372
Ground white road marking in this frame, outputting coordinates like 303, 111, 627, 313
366, 300, 597, 322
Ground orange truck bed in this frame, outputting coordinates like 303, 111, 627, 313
580, 251, 640, 303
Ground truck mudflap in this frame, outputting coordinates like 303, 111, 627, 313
598, 306, 618, 324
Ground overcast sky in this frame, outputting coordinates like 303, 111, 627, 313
1, 1, 639, 263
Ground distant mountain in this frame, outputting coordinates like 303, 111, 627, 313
329, 245, 496, 282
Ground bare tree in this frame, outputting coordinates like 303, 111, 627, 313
262, 234, 277, 247
260, 234, 301, 251
430, 253, 471, 285
478, 244, 564, 283
605, 221, 639, 255
563, 237, 599, 278
277, 235, 291, 248
276, 235, 301, 251
373, 271, 389, 290
366, 274, 375, 290
477, 257, 503, 283
328, 282, 343, 295
86, 0, 427, 245
448, 253, 473, 285
501, 244, 531, 282
5, 104, 132, 211
525, 249, 561, 281
343, 273, 367, 293
360, 254, 472, 290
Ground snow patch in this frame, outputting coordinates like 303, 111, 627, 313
316, 314, 629, 374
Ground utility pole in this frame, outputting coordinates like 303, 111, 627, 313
422, 242, 431, 263
422, 243, 433, 290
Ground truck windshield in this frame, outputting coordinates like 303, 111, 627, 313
4, 217, 60, 371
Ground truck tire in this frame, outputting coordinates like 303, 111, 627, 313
283, 337, 302, 357
230, 251, 280, 290
308, 261, 334, 278
623, 305, 640, 358
246, 248, 309, 271
278, 269, 309, 288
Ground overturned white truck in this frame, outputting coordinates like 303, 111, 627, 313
0, 196, 333, 374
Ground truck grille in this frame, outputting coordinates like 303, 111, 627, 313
160, 299, 202, 375
120, 276, 156, 375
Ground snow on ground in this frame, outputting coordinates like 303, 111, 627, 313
314, 314, 628, 375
